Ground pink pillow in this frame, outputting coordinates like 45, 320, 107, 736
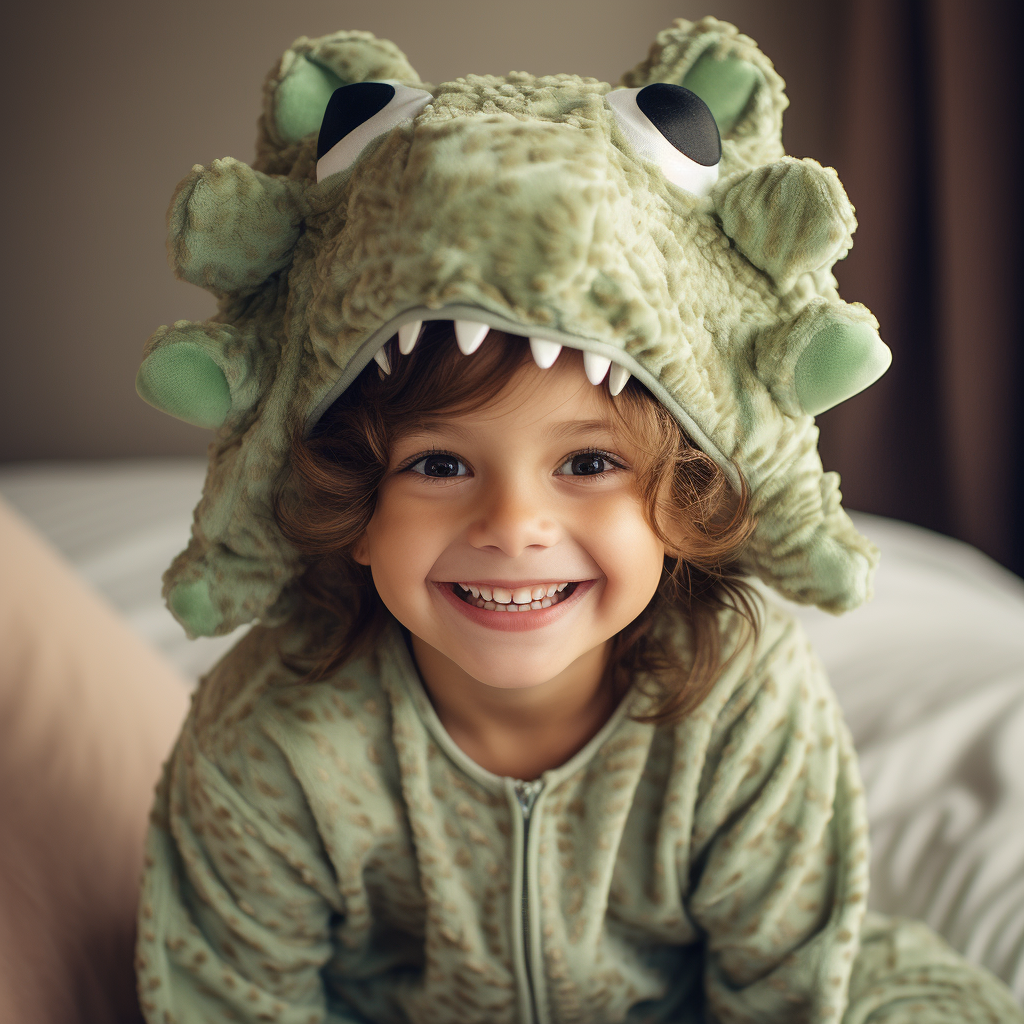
0, 497, 190, 1024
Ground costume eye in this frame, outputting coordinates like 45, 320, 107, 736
316, 81, 432, 183
407, 453, 468, 478
605, 83, 721, 197
555, 452, 623, 477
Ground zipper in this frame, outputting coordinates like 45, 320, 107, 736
513, 778, 544, 1024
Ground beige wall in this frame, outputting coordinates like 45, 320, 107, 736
0, 1, 842, 461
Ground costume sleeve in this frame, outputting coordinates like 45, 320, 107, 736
684, 611, 1022, 1023
135, 712, 364, 1024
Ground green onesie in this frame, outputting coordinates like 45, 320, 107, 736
133, 17, 1023, 1023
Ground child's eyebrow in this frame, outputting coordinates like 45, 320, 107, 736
546, 418, 623, 440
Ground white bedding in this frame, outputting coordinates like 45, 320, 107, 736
2, 458, 1023, 1001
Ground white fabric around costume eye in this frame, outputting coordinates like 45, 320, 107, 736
605, 87, 720, 197
316, 82, 432, 182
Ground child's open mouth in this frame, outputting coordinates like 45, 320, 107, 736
449, 581, 579, 612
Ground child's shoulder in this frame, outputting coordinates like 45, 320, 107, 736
660, 591, 833, 731
185, 615, 391, 758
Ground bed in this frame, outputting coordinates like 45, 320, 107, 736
2, 458, 1022, 1004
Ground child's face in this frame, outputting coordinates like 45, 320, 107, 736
353, 349, 667, 690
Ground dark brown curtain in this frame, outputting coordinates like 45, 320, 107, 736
819, 0, 1023, 575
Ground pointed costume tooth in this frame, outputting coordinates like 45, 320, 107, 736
608, 364, 630, 396
455, 320, 490, 354
583, 351, 611, 385
398, 320, 423, 355
529, 337, 562, 369
373, 346, 391, 373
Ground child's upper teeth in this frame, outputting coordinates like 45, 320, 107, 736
457, 582, 572, 605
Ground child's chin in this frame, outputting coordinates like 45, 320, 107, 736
459, 653, 574, 691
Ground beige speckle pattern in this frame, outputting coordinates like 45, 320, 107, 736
137, 603, 1022, 1023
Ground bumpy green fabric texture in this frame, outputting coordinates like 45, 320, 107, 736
136, 604, 1023, 1023
137, 16, 891, 639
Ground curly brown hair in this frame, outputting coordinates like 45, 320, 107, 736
275, 322, 760, 725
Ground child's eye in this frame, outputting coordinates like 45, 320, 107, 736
555, 451, 625, 477
406, 452, 468, 478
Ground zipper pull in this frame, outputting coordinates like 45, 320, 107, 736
513, 778, 544, 820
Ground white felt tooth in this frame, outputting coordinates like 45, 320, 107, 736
608, 364, 630, 396
398, 320, 422, 355
373, 346, 391, 374
455, 320, 490, 354
583, 352, 611, 385
529, 337, 562, 369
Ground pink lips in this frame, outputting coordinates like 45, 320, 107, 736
432, 579, 596, 632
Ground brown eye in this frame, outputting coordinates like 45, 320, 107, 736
556, 452, 621, 477
409, 453, 467, 478
572, 455, 606, 476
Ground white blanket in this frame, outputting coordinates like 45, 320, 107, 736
2, 459, 1022, 1000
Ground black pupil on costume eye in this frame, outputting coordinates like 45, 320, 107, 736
423, 454, 460, 477
573, 455, 605, 475
317, 82, 396, 159
635, 83, 722, 167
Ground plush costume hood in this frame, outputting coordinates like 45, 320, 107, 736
137, 17, 891, 640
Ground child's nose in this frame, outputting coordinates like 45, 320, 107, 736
465, 478, 560, 557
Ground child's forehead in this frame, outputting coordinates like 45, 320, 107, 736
398, 353, 625, 436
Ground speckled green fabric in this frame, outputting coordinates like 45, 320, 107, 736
136, 603, 1022, 1023
136, 17, 894, 641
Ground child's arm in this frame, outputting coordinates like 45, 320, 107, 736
684, 610, 1022, 1023
135, 705, 363, 1024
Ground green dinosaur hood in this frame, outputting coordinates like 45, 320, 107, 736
137, 17, 891, 640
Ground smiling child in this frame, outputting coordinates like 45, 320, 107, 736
133, 19, 1023, 1024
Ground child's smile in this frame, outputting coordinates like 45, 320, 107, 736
352, 345, 667, 693
434, 576, 593, 631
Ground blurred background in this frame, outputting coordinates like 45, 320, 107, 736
1, 0, 1020, 574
